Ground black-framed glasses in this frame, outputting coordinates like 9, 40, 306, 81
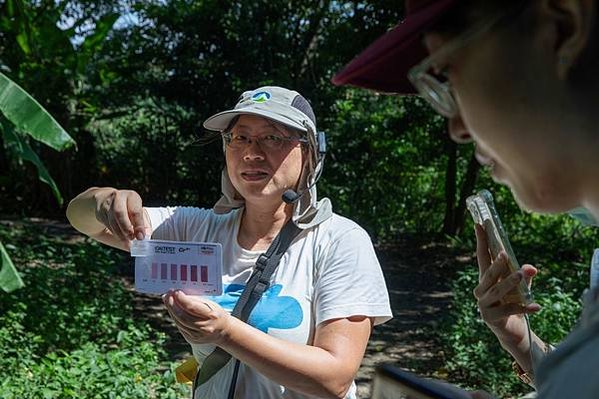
408, 3, 529, 118
222, 132, 308, 151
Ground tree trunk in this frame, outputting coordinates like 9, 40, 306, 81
453, 152, 481, 235
296, 0, 331, 81
442, 138, 457, 234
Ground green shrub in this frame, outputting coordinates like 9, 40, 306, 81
443, 207, 594, 398
0, 223, 189, 398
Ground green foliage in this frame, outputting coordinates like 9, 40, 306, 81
0, 47, 76, 290
89, 95, 218, 204
442, 182, 598, 397
442, 268, 520, 393
0, 69, 75, 207
0, 241, 24, 292
1, 1, 597, 396
0, 0, 120, 213
1, 117, 65, 205
320, 91, 476, 240
443, 263, 583, 398
0, 71, 75, 151
320, 93, 443, 238
0, 0, 408, 216
0, 223, 188, 398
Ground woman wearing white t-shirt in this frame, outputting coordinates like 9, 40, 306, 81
66, 86, 392, 399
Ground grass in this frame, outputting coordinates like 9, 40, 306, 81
0, 220, 190, 399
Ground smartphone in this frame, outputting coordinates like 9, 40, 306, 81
372, 365, 471, 399
466, 189, 532, 305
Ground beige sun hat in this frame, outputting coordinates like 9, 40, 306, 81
204, 86, 317, 134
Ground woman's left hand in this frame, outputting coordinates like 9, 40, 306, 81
163, 290, 232, 345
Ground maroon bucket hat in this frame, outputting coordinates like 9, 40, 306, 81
332, 0, 458, 94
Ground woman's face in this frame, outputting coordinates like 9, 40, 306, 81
225, 114, 306, 207
423, 13, 582, 213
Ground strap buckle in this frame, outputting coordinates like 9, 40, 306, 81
255, 254, 269, 271
255, 280, 268, 295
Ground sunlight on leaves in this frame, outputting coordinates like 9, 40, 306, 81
0, 72, 75, 151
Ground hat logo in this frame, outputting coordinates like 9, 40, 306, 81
251, 91, 271, 103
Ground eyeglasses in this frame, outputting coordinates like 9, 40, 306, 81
408, 4, 528, 118
222, 132, 308, 151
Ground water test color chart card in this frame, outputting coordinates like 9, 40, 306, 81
133, 240, 223, 296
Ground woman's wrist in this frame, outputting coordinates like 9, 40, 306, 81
512, 340, 554, 387
215, 311, 236, 347
490, 328, 540, 372
488, 326, 529, 355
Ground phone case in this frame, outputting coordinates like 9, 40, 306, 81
466, 189, 532, 305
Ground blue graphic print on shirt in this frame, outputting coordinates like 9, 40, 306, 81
206, 284, 303, 333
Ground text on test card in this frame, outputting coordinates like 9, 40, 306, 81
133, 240, 223, 296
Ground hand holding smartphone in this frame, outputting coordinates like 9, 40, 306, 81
466, 189, 532, 305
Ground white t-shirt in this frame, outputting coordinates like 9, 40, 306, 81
146, 206, 392, 399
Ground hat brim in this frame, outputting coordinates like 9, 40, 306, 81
331, 0, 457, 94
203, 109, 309, 133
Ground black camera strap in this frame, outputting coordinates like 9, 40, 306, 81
193, 219, 301, 399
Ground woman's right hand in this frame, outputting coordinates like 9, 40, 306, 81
93, 188, 148, 242
66, 187, 150, 251
473, 224, 541, 350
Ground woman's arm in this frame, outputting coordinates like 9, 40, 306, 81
164, 290, 372, 399
473, 225, 548, 375
66, 187, 151, 251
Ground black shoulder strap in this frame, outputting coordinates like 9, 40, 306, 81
193, 219, 302, 398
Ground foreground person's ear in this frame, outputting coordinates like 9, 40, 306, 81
540, 0, 595, 79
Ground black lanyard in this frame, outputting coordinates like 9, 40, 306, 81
193, 219, 302, 399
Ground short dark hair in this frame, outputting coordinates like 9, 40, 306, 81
432, 0, 598, 92
223, 115, 240, 134
225, 114, 306, 141
431, 0, 531, 36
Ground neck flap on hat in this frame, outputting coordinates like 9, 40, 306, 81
213, 164, 332, 230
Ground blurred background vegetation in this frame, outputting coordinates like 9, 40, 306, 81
1, 0, 597, 397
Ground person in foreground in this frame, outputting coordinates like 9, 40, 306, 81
333, 0, 599, 398
66, 86, 392, 398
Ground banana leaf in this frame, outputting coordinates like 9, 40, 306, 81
0, 71, 75, 151
1, 117, 63, 205
0, 242, 24, 293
